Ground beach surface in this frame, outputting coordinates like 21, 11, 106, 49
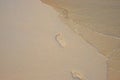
0, 0, 106, 80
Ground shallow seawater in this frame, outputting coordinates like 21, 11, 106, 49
42, 0, 120, 37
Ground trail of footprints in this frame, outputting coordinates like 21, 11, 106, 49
55, 33, 87, 80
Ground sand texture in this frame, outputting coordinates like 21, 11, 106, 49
0, 0, 106, 80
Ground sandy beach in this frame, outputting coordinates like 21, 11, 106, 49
0, 0, 107, 80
